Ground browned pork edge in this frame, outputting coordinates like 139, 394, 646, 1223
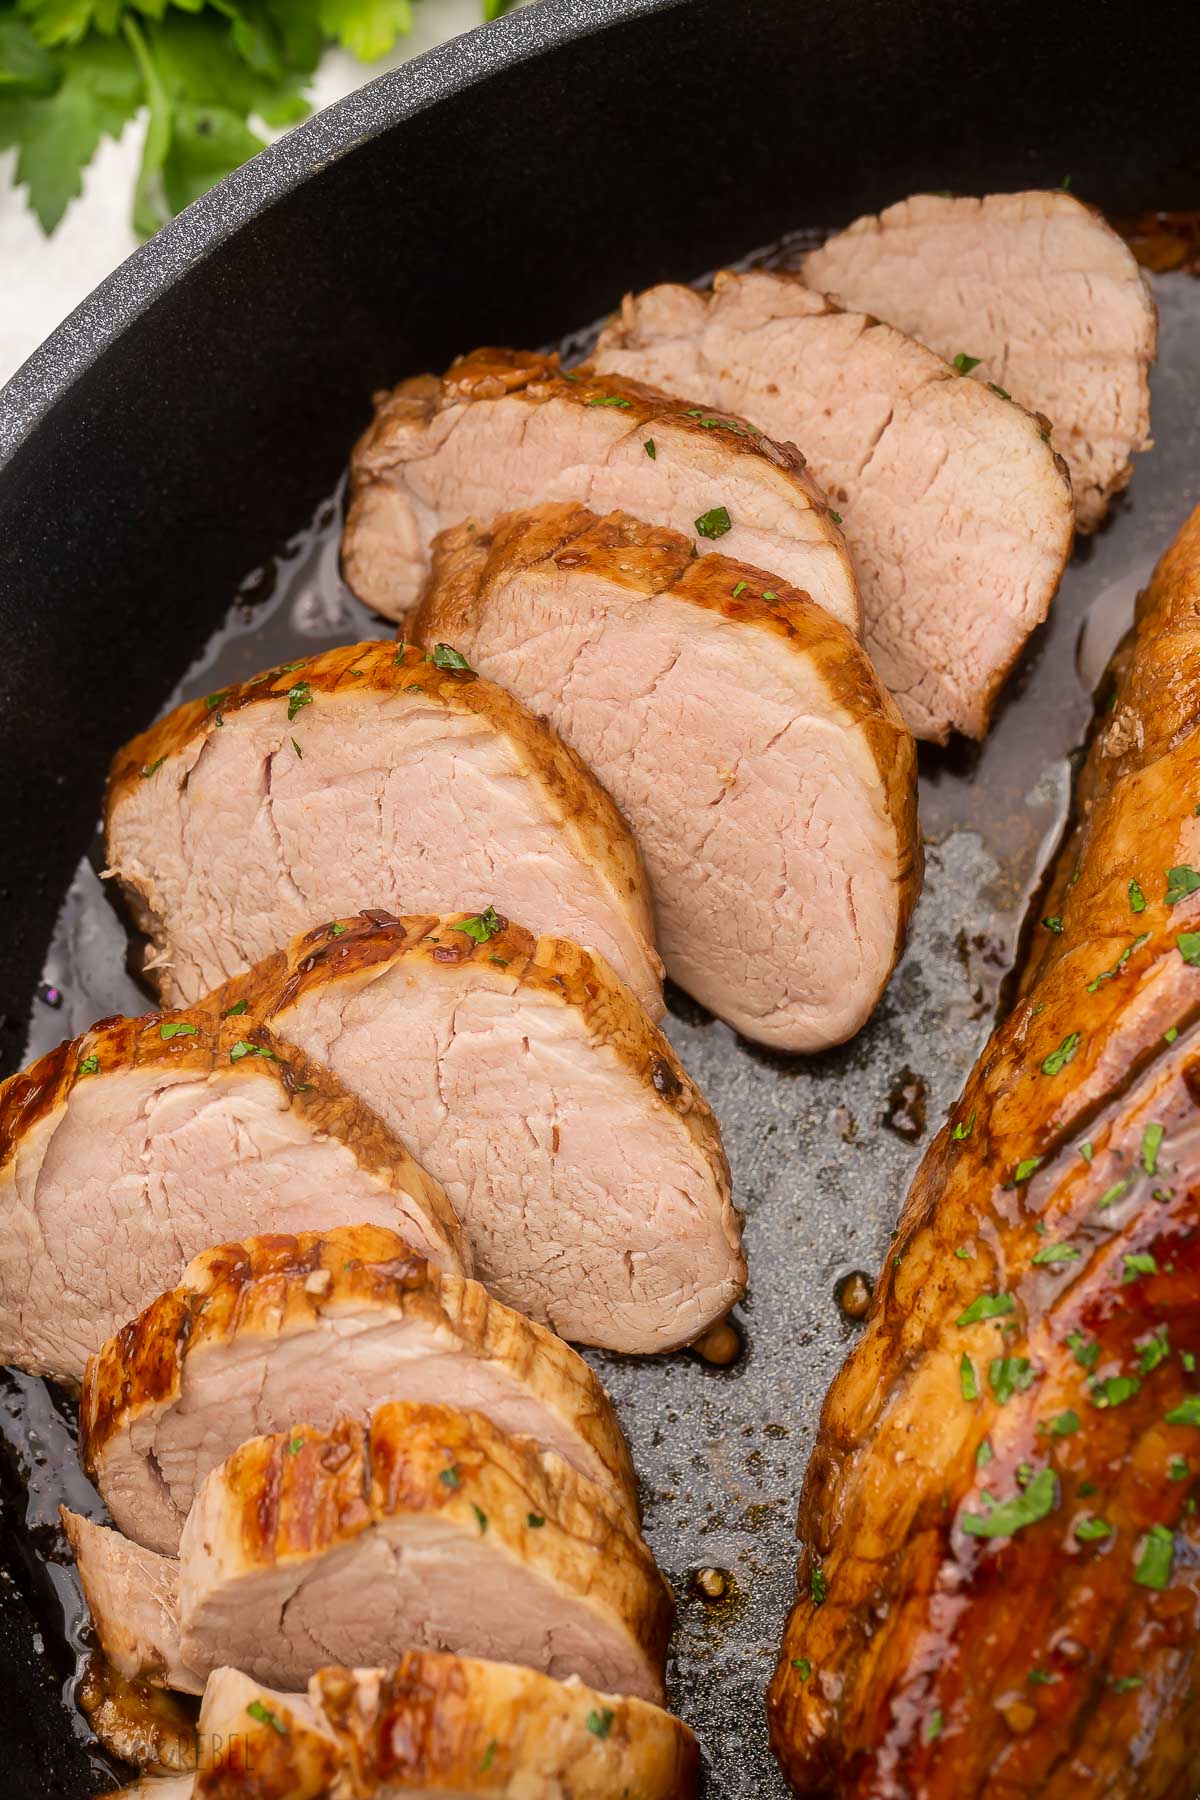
80, 1220, 640, 1522
768, 504, 1200, 1795
190, 1657, 700, 1799
104, 638, 658, 989
414, 503, 921, 998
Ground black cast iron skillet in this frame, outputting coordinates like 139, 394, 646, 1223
0, 0, 1198, 1790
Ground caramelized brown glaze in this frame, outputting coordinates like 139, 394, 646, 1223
769, 506, 1200, 1797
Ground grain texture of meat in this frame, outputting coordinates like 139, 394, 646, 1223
342, 347, 859, 632
594, 270, 1073, 742
70, 1401, 673, 1702
768, 507, 1200, 1798
219, 909, 741, 1351
804, 190, 1156, 532
0, 1013, 462, 1383
105, 640, 662, 1018
414, 505, 921, 1047
82, 1223, 639, 1554
184, 1656, 700, 1798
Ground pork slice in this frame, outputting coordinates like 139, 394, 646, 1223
0, 1013, 462, 1382
232, 908, 742, 1352
414, 505, 921, 1047
804, 190, 1157, 532
593, 270, 1074, 742
62, 1511, 200, 1695
104, 639, 662, 1018
341, 346, 859, 632
194, 1655, 699, 1799
82, 1221, 639, 1554
71, 1402, 673, 1702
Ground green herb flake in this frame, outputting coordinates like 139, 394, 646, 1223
1165, 1026, 1179, 1044
1137, 1326, 1170, 1375
1097, 1177, 1131, 1210
829, 509, 843, 525
1032, 1242, 1080, 1266
810, 1563, 827, 1606
480, 1740, 497, 1771
586, 394, 633, 408
762, 589, 778, 602
960, 1353, 979, 1402
1087, 933, 1151, 991
1042, 915, 1064, 933
957, 1292, 1015, 1327
1166, 865, 1200, 906
644, 438, 656, 458
224, 998, 248, 1017
432, 643, 475, 674
1111, 1675, 1143, 1692
78, 1055, 100, 1077
1123, 1252, 1158, 1283
954, 1245, 974, 1260
1068, 1331, 1101, 1370
1178, 933, 1200, 968
452, 906, 504, 944
1012, 1156, 1043, 1185
976, 1437, 993, 1468
228, 1039, 262, 1062
1041, 1032, 1081, 1076
952, 352, 982, 374
1075, 1515, 1113, 1541
1091, 1374, 1141, 1409
1047, 1408, 1081, 1438
1028, 1667, 1059, 1686
286, 1435, 303, 1455
961, 1466, 1057, 1538
1165, 1395, 1200, 1427
1078, 1480, 1097, 1497
1169, 1455, 1190, 1481
1129, 879, 1147, 914
587, 1708, 615, 1738
140, 757, 166, 779
925, 1708, 943, 1743
988, 382, 1012, 401
394, 645, 410, 664
159, 1020, 198, 1040
989, 1356, 1035, 1406
1183, 1352, 1198, 1374
246, 1699, 287, 1735
732, 580, 747, 598
694, 505, 732, 540
285, 681, 312, 722
1134, 1522, 1175, 1590
527, 1513, 545, 1528
291, 736, 303, 759
472, 1503, 488, 1533
1080, 1141, 1094, 1164
952, 1110, 976, 1142
439, 1465, 463, 1488
1142, 1122, 1166, 1176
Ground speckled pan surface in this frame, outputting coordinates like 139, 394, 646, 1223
0, 1, 1198, 1794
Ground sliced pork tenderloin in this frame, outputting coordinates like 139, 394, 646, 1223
191, 1656, 699, 1798
593, 270, 1073, 741
68, 1401, 673, 1701
803, 189, 1157, 532
218, 909, 741, 1350
82, 1222, 639, 1554
105, 639, 662, 1017
0, 1013, 462, 1383
342, 347, 859, 631
414, 506, 920, 1045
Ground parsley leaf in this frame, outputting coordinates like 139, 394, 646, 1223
1041, 1032, 1080, 1076
961, 1466, 1057, 1538
957, 1292, 1014, 1326
451, 906, 504, 944
1165, 865, 1200, 905
694, 505, 732, 540
952, 352, 981, 374
1133, 1522, 1174, 1590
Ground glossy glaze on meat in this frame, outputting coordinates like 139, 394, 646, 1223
769, 506, 1200, 1798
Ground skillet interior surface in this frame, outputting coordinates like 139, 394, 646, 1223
1, 0, 1199, 1791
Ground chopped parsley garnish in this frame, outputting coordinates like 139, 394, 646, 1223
527, 1513, 545, 1528
1075, 1515, 1113, 1541
955, 1246, 974, 1260
327, 922, 347, 937
1123, 1252, 1158, 1283
1097, 1177, 1131, 1210
229, 1039, 270, 1062
1028, 1668, 1058, 1686
488, 955, 509, 967
829, 509, 843, 525
205, 691, 226, 711
439, 1465, 463, 1488
1184, 1353, 1197, 1373
1032, 1242, 1079, 1265
140, 757, 166, 779
1177, 933, 1200, 968
291, 737, 303, 759
960, 1353, 979, 1401
432, 643, 475, 674
925, 1709, 943, 1743
1165, 865, 1200, 905
159, 1020, 197, 1040
586, 394, 632, 407
285, 681, 312, 721
976, 1437, 993, 1468
472, 1503, 488, 1533
1012, 1156, 1043, 1185
1133, 1523, 1174, 1590
1047, 1409, 1080, 1437
1041, 1033, 1080, 1076
644, 438, 656, 458
246, 1699, 287, 1735
762, 589, 778, 602
1068, 1332, 1100, 1370
952, 1110, 976, 1142
1137, 1326, 1170, 1374
224, 998, 248, 1017
1080, 1142, 1094, 1163
1091, 1374, 1140, 1408
1169, 1456, 1190, 1481
694, 505, 732, 540
953, 352, 981, 373
810, 1563, 827, 1606
78, 1055, 100, 1077
587, 1708, 614, 1738
961, 1466, 1056, 1538
1166, 1027, 1179, 1044
452, 906, 504, 944
957, 1292, 1014, 1326
1087, 933, 1150, 991
394, 645, 409, 664
732, 580, 747, 598
989, 1356, 1034, 1405
480, 1740, 497, 1771
791, 1657, 812, 1680
1129, 879, 1147, 913
1143, 1123, 1165, 1175
1111, 1675, 1143, 1692
286, 1436, 303, 1455
1165, 1395, 1200, 1427
1042, 915, 1064, 933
